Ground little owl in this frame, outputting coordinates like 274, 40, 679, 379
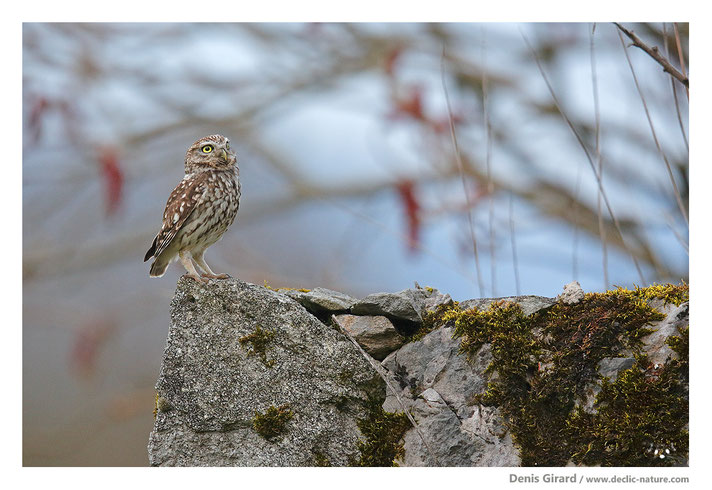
144, 134, 240, 283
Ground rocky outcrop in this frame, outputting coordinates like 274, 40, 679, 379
148, 278, 383, 466
148, 279, 689, 467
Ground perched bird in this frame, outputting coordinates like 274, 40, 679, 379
144, 134, 241, 283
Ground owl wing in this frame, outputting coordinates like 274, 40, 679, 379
144, 173, 209, 261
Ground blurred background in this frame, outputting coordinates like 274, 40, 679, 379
22, 22, 688, 466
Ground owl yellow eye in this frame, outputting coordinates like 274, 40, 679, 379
202, 145, 213, 153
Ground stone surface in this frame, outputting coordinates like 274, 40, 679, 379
598, 357, 636, 380
641, 301, 689, 366
459, 295, 555, 316
334, 314, 405, 361
148, 277, 382, 467
381, 326, 520, 466
557, 281, 585, 304
351, 288, 431, 323
281, 287, 357, 314
423, 289, 453, 312
580, 356, 635, 413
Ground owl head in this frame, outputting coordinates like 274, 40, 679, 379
184, 134, 236, 174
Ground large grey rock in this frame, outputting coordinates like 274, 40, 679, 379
381, 326, 520, 466
148, 277, 383, 467
281, 287, 358, 314
334, 314, 405, 361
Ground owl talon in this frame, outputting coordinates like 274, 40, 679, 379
186, 273, 209, 283
201, 273, 230, 280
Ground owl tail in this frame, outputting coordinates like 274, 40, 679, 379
149, 254, 171, 277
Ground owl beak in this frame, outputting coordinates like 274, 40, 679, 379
220, 148, 228, 162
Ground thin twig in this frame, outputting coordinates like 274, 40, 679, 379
616, 29, 689, 225
508, 193, 521, 295
332, 315, 442, 467
441, 47, 486, 297
520, 29, 647, 284
590, 23, 610, 289
571, 165, 582, 280
613, 23, 689, 89
663, 212, 689, 254
672, 23, 689, 99
663, 23, 689, 152
481, 29, 497, 297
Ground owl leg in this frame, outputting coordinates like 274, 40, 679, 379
179, 250, 208, 283
193, 250, 230, 280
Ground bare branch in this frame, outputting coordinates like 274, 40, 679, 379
481, 28, 497, 296
590, 23, 610, 289
441, 48, 485, 297
663, 23, 689, 152
614, 23, 689, 89
616, 29, 689, 225
521, 29, 647, 284
672, 23, 689, 98
508, 193, 521, 295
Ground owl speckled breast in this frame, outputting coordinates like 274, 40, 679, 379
178, 168, 240, 251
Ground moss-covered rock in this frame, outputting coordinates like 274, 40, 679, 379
150, 279, 687, 467
425, 283, 688, 467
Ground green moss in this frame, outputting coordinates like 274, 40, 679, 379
350, 397, 412, 467
153, 393, 171, 419
625, 282, 689, 306
252, 404, 293, 441
539, 291, 664, 397
311, 451, 332, 466
426, 283, 688, 467
262, 280, 310, 293
239, 326, 276, 367
667, 326, 689, 363
567, 356, 688, 466
666, 326, 689, 384
153, 393, 159, 419
337, 367, 355, 384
